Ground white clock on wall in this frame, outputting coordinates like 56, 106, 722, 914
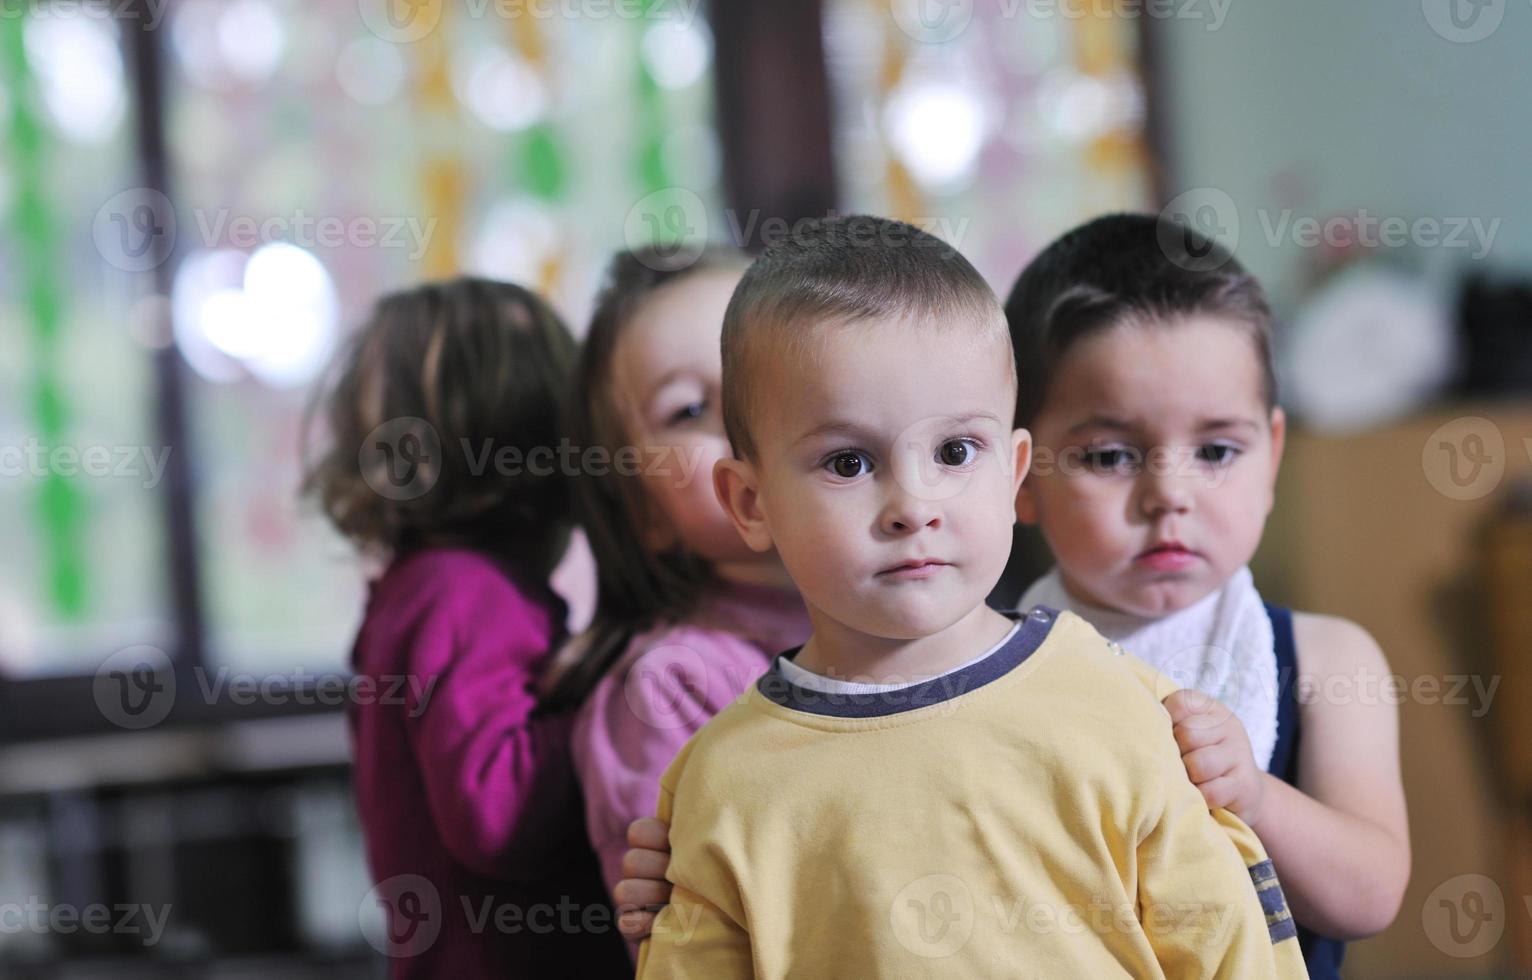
1281, 265, 1457, 434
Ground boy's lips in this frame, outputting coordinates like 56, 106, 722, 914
877, 558, 951, 579
1133, 541, 1200, 572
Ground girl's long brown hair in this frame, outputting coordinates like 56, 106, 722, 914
543, 247, 749, 710
302, 277, 576, 580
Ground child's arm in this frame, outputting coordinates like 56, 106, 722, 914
1164, 615, 1409, 940
634, 785, 752, 978
574, 630, 767, 899
401, 573, 579, 880
1237, 614, 1408, 939
1136, 752, 1308, 977
635, 883, 752, 979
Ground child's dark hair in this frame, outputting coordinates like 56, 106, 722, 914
1004, 213, 1277, 430
303, 276, 575, 576
721, 214, 1007, 461
545, 246, 750, 709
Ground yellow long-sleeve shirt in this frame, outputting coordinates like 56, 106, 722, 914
636, 608, 1305, 979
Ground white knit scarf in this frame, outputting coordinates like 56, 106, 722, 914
1018, 565, 1279, 771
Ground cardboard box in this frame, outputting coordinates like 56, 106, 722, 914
1261, 404, 1532, 977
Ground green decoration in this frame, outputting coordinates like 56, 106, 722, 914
519, 122, 567, 202
633, 42, 670, 197
2, 13, 89, 620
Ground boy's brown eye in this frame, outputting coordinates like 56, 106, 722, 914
938, 440, 972, 466
830, 453, 867, 478
1198, 443, 1239, 464
1083, 447, 1140, 472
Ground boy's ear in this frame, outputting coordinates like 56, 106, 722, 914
1264, 406, 1287, 515
713, 457, 775, 553
1268, 406, 1287, 466
1013, 429, 1039, 526
1015, 484, 1038, 526
1009, 428, 1033, 497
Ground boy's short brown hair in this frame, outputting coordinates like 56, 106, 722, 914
1004, 213, 1276, 430
721, 214, 1010, 461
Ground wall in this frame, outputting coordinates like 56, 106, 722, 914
1153, 0, 1532, 312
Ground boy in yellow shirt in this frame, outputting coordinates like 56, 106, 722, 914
635, 215, 1304, 978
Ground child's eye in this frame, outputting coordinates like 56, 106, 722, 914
668, 401, 706, 425
1197, 442, 1241, 465
825, 451, 872, 479
936, 438, 980, 467
1082, 446, 1142, 473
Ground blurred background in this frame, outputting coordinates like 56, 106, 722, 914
1, 0, 1530, 976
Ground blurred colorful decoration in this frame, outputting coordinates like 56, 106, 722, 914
170, 242, 341, 388
628, 3, 702, 259
827, 0, 1151, 286
507, 1, 569, 296
412, 0, 464, 279
870, 0, 925, 223
634, 0, 674, 198
2, 14, 88, 621
0, 0, 726, 675
1070, 1, 1150, 189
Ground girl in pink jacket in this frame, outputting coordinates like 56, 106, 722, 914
543, 249, 810, 942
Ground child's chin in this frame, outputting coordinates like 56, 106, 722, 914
1115, 579, 1218, 618
856, 597, 974, 641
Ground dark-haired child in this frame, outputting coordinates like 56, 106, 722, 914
1005, 215, 1409, 977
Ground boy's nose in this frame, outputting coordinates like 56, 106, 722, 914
886, 511, 942, 533
1141, 494, 1191, 518
879, 486, 943, 534
1138, 468, 1195, 517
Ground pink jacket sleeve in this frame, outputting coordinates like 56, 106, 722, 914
397, 566, 578, 881
573, 626, 773, 900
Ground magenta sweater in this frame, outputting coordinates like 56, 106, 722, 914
348, 548, 629, 978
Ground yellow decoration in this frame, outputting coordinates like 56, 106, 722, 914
412, 0, 465, 277
872, 0, 926, 221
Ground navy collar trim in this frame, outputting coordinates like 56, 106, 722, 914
756, 607, 1060, 718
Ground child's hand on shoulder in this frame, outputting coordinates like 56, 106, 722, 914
1163, 689, 1265, 829
615, 817, 674, 941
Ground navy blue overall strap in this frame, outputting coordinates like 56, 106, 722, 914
1264, 602, 1346, 980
